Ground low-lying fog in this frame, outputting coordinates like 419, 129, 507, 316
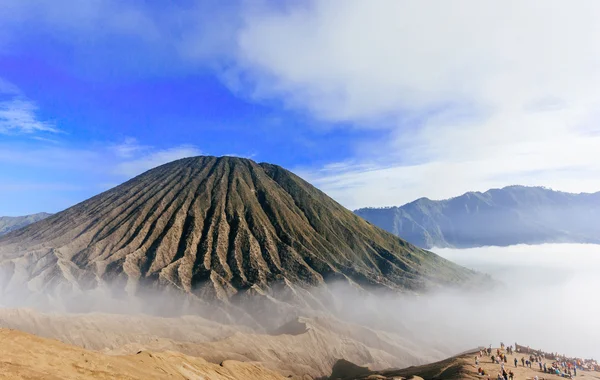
1, 243, 598, 367
432, 243, 600, 359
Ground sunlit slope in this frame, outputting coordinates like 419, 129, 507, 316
0, 309, 448, 379
0, 328, 285, 380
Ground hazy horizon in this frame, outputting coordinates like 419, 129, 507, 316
1, 240, 598, 361
435, 243, 600, 360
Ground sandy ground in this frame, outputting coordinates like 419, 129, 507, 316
0, 321, 597, 380
0, 308, 450, 379
330, 348, 600, 380
1, 307, 596, 380
0, 328, 288, 380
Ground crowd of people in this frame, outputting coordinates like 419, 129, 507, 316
474, 342, 599, 379
514, 343, 599, 375
476, 344, 517, 380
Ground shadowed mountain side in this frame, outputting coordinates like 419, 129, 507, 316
0, 156, 475, 308
0, 213, 52, 236
326, 357, 476, 380
355, 186, 600, 249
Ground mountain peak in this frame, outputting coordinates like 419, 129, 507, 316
0, 157, 473, 307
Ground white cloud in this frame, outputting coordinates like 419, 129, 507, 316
110, 137, 149, 159
0, 99, 58, 134
0, 79, 58, 135
234, 1, 600, 123
299, 134, 600, 209
232, 1, 600, 207
0, 1, 161, 44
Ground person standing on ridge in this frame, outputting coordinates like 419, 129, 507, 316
514, 357, 518, 368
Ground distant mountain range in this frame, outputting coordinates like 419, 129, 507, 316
355, 186, 600, 249
0, 213, 52, 236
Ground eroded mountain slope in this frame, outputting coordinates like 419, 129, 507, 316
0, 156, 473, 304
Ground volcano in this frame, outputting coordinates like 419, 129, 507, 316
0, 156, 473, 302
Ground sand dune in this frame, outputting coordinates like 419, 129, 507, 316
0, 308, 450, 378
0, 328, 286, 380
7, 329, 596, 380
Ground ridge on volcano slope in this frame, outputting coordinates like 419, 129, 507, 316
0, 156, 475, 317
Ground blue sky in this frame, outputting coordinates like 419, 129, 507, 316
1, 1, 600, 215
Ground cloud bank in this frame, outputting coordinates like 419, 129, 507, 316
232, 1, 600, 208
433, 243, 600, 360
1, 242, 597, 363
2, 1, 600, 209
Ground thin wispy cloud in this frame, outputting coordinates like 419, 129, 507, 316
0, 139, 203, 214
113, 144, 203, 177
0, 140, 202, 178
0, 78, 59, 136
0, 0, 240, 76
0, 98, 58, 135
110, 137, 150, 159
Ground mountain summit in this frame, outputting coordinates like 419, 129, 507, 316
0, 156, 472, 303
